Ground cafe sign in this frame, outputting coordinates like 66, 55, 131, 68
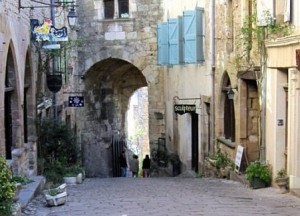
174, 104, 196, 115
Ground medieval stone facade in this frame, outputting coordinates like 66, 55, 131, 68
3, 0, 300, 192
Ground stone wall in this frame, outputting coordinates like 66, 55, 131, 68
74, 0, 165, 177
0, 0, 50, 176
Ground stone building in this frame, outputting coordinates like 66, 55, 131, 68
0, 0, 78, 176
0, 0, 41, 176
3, 0, 300, 191
213, 0, 300, 191
74, 0, 165, 177
161, 0, 300, 192
263, 0, 300, 190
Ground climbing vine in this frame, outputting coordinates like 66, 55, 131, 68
237, 2, 293, 161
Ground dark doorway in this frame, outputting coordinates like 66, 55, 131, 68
191, 113, 199, 172
112, 136, 127, 177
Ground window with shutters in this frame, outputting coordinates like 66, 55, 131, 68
157, 7, 204, 66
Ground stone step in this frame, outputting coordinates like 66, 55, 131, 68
17, 176, 46, 213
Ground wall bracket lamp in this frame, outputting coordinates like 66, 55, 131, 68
224, 86, 238, 100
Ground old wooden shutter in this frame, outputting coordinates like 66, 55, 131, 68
168, 17, 183, 65
183, 7, 204, 63
157, 22, 169, 65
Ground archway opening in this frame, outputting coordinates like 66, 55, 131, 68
81, 58, 148, 177
126, 87, 149, 160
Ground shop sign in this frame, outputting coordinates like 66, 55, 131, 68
174, 104, 196, 115
69, 96, 84, 107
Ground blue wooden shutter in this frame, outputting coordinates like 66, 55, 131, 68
168, 17, 183, 64
183, 7, 204, 63
157, 22, 169, 65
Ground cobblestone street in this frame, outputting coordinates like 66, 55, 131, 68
22, 177, 300, 216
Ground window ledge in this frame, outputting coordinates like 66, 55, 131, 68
217, 137, 236, 149
100, 18, 135, 23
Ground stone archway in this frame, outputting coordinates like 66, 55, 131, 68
78, 58, 148, 177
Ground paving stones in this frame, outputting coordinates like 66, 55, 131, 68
22, 177, 300, 216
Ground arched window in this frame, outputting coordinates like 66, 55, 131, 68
224, 91, 235, 141
5, 47, 16, 159
222, 74, 235, 142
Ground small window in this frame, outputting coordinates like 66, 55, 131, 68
119, 0, 129, 18
104, 0, 114, 19
104, 0, 129, 19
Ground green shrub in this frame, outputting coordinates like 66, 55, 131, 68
37, 118, 80, 183
209, 149, 232, 169
64, 164, 84, 177
37, 118, 78, 165
0, 156, 16, 216
245, 161, 272, 184
11, 176, 34, 185
44, 160, 65, 184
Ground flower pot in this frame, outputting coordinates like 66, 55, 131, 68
43, 183, 68, 207
64, 176, 77, 185
45, 191, 67, 206
275, 177, 288, 187
76, 173, 83, 184
250, 178, 266, 189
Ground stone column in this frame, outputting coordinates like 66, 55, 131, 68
114, 0, 119, 19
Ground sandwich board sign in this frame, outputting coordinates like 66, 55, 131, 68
234, 145, 244, 173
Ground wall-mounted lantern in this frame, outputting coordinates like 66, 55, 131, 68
67, 8, 78, 29
226, 87, 238, 100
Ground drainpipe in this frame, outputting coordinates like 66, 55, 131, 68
50, 0, 57, 120
210, 0, 216, 153
260, 27, 266, 162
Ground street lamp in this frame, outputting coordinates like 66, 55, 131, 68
67, 8, 77, 29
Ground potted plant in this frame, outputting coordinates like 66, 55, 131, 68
245, 161, 272, 189
63, 164, 85, 184
43, 183, 67, 207
275, 168, 289, 192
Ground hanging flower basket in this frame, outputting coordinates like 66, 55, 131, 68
47, 74, 62, 93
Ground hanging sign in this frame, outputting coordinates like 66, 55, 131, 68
47, 75, 62, 93
31, 18, 68, 43
174, 104, 196, 115
69, 96, 84, 107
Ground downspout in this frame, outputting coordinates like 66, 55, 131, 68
210, 0, 216, 153
50, 0, 57, 120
